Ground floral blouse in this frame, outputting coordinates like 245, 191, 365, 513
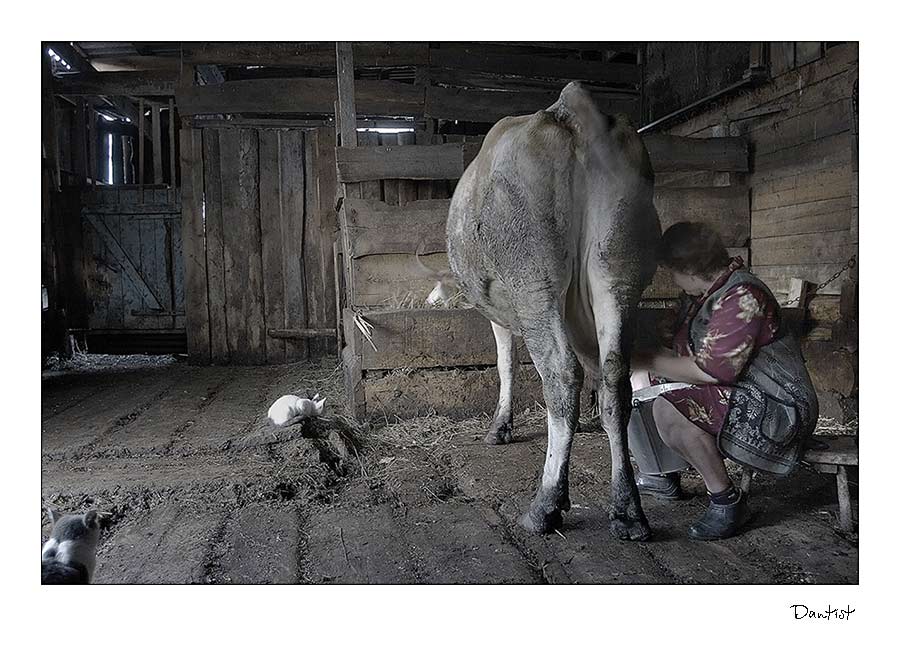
652, 258, 780, 435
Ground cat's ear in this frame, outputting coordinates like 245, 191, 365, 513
48, 508, 60, 525
315, 397, 326, 412
83, 510, 100, 530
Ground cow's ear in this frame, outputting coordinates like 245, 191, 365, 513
48, 509, 60, 525
83, 510, 99, 530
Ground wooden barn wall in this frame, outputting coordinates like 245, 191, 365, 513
180, 126, 337, 365
654, 42, 858, 329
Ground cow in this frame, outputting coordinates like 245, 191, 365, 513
446, 82, 661, 541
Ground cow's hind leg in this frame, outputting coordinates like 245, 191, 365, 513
485, 321, 518, 444
518, 314, 582, 534
592, 284, 651, 541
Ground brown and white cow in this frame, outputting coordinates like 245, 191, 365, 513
446, 82, 660, 540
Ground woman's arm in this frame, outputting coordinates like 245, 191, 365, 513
633, 347, 718, 385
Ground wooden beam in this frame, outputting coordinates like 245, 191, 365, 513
336, 135, 746, 184
88, 102, 97, 189
429, 45, 641, 85
52, 71, 176, 96
642, 134, 749, 172
336, 143, 479, 182
183, 41, 428, 68
179, 126, 210, 363
46, 41, 96, 73
138, 99, 145, 199
425, 85, 639, 123
268, 328, 337, 339
176, 77, 424, 117
91, 56, 181, 72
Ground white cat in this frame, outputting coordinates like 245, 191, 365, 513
42, 509, 101, 584
267, 393, 326, 427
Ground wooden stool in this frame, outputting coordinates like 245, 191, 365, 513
739, 435, 859, 532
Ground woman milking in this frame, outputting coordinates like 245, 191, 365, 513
629, 222, 819, 540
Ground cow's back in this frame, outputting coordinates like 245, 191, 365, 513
446, 82, 659, 344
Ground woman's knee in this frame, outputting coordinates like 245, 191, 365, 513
652, 397, 711, 453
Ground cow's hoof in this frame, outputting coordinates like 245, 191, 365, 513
484, 421, 513, 445
518, 506, 563, 535
609, 513, 652, 542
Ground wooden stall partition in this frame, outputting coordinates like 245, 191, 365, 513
179, 125, 337, 364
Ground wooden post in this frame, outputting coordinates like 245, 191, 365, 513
138, 99, 145, 201
88, 103, 97, 189
152, 102, 163, 184
121, 135, 132, 184
787, 278, 810, 308
836, 465, 853, 532
168, 97, 176, 187
335, 42, 358, 150
81, 101, 90, 184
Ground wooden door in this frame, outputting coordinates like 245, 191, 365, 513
80, 186, 185, 352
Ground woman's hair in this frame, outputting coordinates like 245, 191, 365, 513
658, 222, 731, 279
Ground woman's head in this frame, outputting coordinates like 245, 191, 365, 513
659, 222, 731, 295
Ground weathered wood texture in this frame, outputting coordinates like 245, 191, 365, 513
336, 135, 746, 184
179, 126, 336, 364
348, 308, 531, 371
81, 187, 184, 333
664, 43, 858, 312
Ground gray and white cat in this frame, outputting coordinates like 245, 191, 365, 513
41, 509, 101, 584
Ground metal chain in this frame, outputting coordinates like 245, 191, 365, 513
781, 255, 857, 306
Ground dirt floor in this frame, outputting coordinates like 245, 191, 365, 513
41, 354, 859, 584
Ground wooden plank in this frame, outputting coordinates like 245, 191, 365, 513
335, 43, 358, 149
258, 129, 287, 364
655, 186, 750, 246
138, 99, 145, 198
304, 128, 329, 357
168, 98, 176, 187
349, 253, 450, 308
752, 264, 855, 297
88, 103, 98, 188
643, 134, 748, 172
315, 127, 339, 352
336, 142, 478, 182
176, 77, 425, 117
752, 231, 857, 267
268, 328, 336, 339
223, 128, 266, 363
752, 198, 851, 239
380, 133, 400, 206
357, 131, 383, 200
803, 436, 858, 466
342, 198, 450, 258
201, 128, 230, 362
280, 130, 308, 361
753, 133, 851, 184
425, 85, 639, 123
396, 131, 418, 205
751, 164, 851, 211
51, 70, 176, 96
183, 42, 429, 68
151, 103, 163, 184
363, 364, 544, 420
751, 99, 851, 158
342, 310, 366, 420
351, 308, 511, 370
429, 44, 642, 85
